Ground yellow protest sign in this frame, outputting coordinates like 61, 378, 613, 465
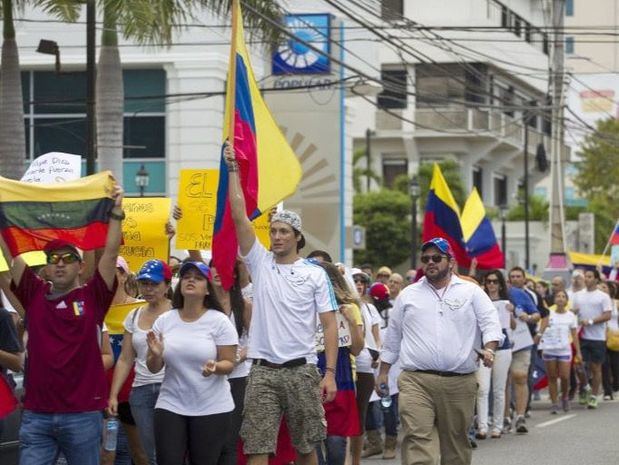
176, 169, 219, 250
120, 198, 171, 272
0, 251, 47, 272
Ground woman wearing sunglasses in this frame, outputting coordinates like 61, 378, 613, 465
476, 270, 516, 439
146, 261, 238, 465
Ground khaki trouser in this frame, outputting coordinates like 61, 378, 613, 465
398, 370, 477, 465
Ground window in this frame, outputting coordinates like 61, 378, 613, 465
377, 68, 408, 110
473, 168, 483, 198
494, 175, 507, 207
381, 0, 404, 21
22, 69, 167, 194
382, 158, 407, 188
565, 36, 575, 54
566, 0, 574, 16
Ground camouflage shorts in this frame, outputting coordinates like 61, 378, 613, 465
240, 363, 326, 455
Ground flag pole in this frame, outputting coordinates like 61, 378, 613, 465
227, 0, 239, 145
598, 218, 619, 266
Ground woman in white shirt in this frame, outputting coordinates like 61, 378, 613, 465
537, 290, 582, 413
476, 270, 516, 439
146, 261, 238, 465
108, 259, 173, 465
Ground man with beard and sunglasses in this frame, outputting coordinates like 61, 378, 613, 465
0, 183, 124, 465
377, 237, 502, 465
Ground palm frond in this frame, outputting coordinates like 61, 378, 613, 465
36, 0, 81, 22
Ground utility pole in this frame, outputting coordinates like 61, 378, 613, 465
86, 0, 96, 175
544, 0, 570, 279
365, 128, 373, 192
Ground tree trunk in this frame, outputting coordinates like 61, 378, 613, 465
96, 5, 124, 178
0, 0, 27, 179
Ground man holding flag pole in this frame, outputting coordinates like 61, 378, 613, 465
214, 2, 338, 465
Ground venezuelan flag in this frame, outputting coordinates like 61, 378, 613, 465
317, 347, 360, 437
213, 0, 302, 290
461, 188, 504, 269
422, 164, 470, 267
0, 171, 116, 257
104, 300, 145, 361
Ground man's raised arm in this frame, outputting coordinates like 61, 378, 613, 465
223, 142, 255, 256
98, 183, 124, 290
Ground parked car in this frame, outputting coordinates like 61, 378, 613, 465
0, 372, 23, 465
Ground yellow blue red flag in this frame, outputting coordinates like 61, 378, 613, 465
422, 164, 470, 266
461, 188, 504, 269
213, 0, 302, 289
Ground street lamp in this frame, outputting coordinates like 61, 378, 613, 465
36, 39, 61, 74
409, 175, 420, 268
500, 203, 508, 268
135, 164, 149, 197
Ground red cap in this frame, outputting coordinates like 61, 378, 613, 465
43, 239, 81, 258
369, 282, 390, 301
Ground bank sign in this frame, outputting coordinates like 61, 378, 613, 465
272, 14, 331, 75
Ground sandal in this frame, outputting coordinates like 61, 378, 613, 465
491, 432, 502, 439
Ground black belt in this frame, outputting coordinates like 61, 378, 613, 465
253, 358, 306, 369
413, 370, 473, 377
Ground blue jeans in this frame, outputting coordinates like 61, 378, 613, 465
129, 383, 160, 465
19, 410, 102, 465
317, 436, 346, 465
365, 395, 399, 437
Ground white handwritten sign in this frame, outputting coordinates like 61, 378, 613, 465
316, 311, 352, 352
21, 152, 82, 184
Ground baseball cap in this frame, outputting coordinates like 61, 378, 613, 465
369, 282, 390, 301
572, 269, 584, 278
43, 239, 82, 260
179, 261, 211, 280
116, 256, 130, 274
136, 259, 172, 283
271, 210, 302, 232
271, 209, 306, 250
421, 237, 454, 257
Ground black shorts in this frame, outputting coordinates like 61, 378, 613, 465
580, 339, 607, 365
118, 401, 136, 425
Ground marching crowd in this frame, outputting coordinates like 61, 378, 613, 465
0, 146, 616, 465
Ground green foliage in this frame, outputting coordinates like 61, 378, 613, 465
392, 160, 466, 211
353, 189, 411, 267
506, 195, 549, 221
572, 118, 619, 253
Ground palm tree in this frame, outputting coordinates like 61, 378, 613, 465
353, 147, 381, 193
95, 0, 284, 179
0, 1, 78, 179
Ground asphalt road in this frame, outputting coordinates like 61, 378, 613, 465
362, 396, 619, 465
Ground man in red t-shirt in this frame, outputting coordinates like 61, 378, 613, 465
0, 183, 124, 465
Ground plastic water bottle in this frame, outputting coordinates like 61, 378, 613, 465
379, 383, 392, 408
103, 417, 119, 451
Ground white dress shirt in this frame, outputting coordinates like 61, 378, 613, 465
381, 274, 503, 374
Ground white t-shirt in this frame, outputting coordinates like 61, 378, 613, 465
228, 311, 250, 379
242, 240, 337, 364
573, 289, 613, 341
541, 311, 578, 356
153, 309, 238, 416
124, 307, 165, 387
356, 302, 380, 374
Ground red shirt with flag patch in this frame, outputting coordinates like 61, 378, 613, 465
12, 267, 116, 413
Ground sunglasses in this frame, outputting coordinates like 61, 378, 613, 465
47, 252, 80, 265
485, 279, 499, 284
420, 254, 446, 264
